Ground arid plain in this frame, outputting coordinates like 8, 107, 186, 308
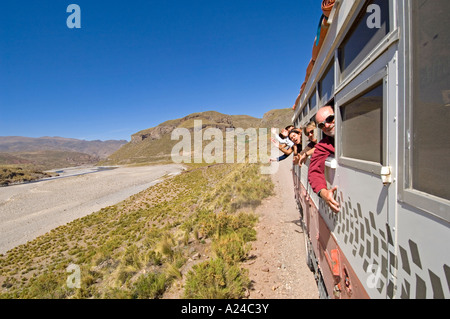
0, 164, 185, 254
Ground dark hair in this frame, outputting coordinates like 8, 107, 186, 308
288, 129, 301, 139
285, 125, 294, 130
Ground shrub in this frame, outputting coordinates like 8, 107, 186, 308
122, 245, 142, 269
212, 232, 250, 264
131, 273, 167, 299
183, 258, 250, 299
22, 272, 69, 299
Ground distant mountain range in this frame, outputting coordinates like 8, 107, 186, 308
102, 108, 293, 165
0, 108, 293, 170
0, 136, 127, 158
0, 137, 127, 170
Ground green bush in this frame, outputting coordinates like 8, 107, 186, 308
21, 272, 69, 299
184, 258, 250, 299
193, 210, 257, 241
212, 232, 250, 264
132, 273, 167, 299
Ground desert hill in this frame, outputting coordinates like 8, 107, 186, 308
102, 108, 293, 165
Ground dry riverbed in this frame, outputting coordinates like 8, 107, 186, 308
0, 164, 185, 254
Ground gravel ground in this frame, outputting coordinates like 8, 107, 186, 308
244, 159, 319, 299
0, 164, 185, 254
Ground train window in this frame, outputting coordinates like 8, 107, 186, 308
302, 104, 308, 117
410, 0, 450, 201
319, 62, 334, 106
338, 0, 390, 80
340, 83, 383, 164
309, 90, 317, 112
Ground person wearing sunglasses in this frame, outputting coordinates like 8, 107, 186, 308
308, 105, 340, 213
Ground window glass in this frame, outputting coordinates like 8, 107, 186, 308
341, 83, 383, 163
339, 0, 390, 80
309, 91, 317, 111
302, 104, 308, 117
319, 62, 334, 105
411, 0, 450, 201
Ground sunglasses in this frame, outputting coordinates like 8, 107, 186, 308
306, 130, 314, 135
317, 114, 335, 129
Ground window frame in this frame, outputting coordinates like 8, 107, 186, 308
335, 0, 398, 95
337, 0, 393, 80
397, 0, 450, 222
336, 66, 387, 175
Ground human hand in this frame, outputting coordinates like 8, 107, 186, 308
319, 186, 340, 213
298, 153, 307, 167
271, 137, 280, 148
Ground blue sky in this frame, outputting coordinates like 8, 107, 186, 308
0, 0, 323, 141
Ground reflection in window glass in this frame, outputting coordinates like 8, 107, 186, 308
339, 0, 390, 79
341, 84, 383, 164
411, 0, 450, 200
319, 62, 334, 105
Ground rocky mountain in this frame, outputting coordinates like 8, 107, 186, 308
102, 108, 293, 165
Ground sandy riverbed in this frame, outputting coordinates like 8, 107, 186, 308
0, 164, 185, 254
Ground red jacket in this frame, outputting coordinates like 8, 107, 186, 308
308, 136, 335, 194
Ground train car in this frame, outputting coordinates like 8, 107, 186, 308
292, 0, 450, 299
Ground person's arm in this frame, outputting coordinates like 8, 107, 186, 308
273, 134, 284, 144
271, 137, 288, 151
308, 140, 332, 193
269, 153, 289, 162
318, 186, 340, 213
306, 147, 315, 157
293, 143, 301, 156
293, 154, 300, 165
298, 153, 307, 167
298, 147, 315, 166
308, 145, 328, 193
276, 154, 289, 162
278, 145, 293, 156
308, 141, 339, 213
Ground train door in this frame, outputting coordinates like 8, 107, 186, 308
334, 60, 397, 299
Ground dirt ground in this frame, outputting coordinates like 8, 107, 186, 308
243, 159, 319, 299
